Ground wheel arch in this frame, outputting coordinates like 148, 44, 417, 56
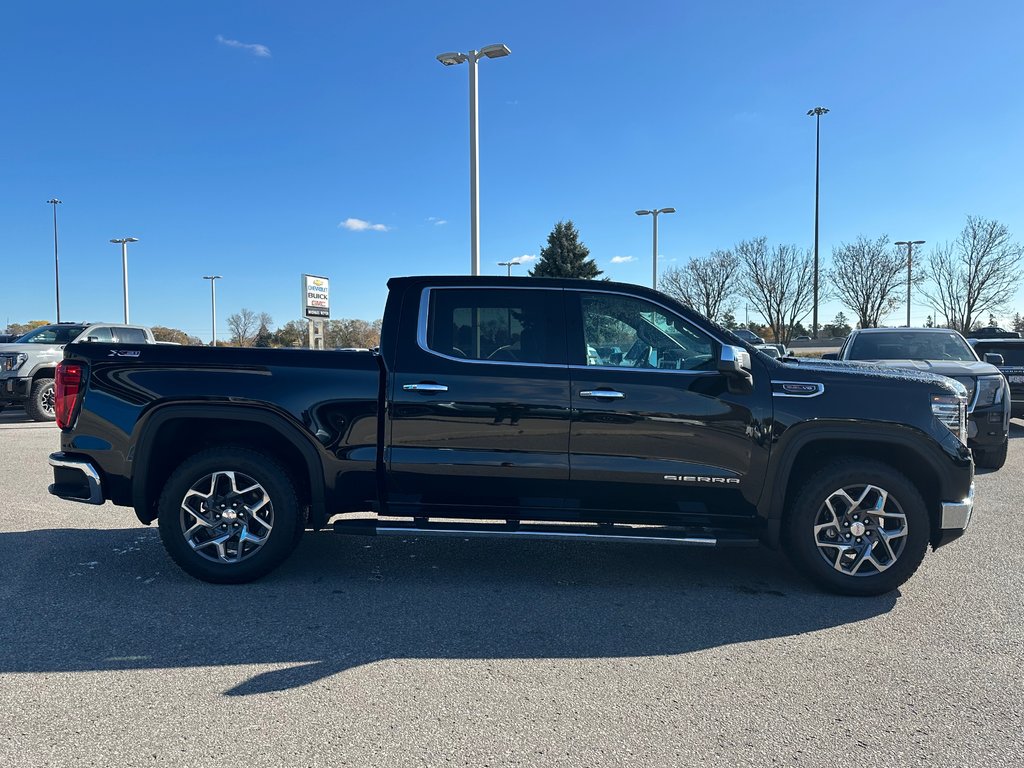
760, 423, 955, 548
131, 405, 328, 529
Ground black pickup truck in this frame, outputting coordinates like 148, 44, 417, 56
48, 276, 975, 595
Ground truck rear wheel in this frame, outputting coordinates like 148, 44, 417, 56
157, 447, 303, 584
783, 459, 930, 596
26, 378, 56, 422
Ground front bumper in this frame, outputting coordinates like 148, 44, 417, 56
934, 483, 974, 549
48, 452, 105, 505
0, 376, 31, 402
967, 402, 1009, 449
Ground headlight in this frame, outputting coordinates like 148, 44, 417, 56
974, 375, 1005, 408
932, 393, 967, 444
1, 353, 27, 372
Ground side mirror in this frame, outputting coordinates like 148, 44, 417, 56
984, 352, 1005, 366
821, 352, 839, 360
718, 344, 754, 390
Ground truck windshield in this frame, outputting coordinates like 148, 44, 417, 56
847, 331, 977, 362
16, 326, 86, 344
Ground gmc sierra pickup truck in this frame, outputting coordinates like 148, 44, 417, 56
47, 276, 975, 595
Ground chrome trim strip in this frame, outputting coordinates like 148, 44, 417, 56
771, 380, 826, 398
940, 483, 974, 530
48, 453, 103, 505
374, 526, 718, 546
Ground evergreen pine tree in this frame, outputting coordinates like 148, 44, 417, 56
530, 220, 602, 279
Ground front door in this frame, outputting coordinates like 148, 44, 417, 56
388, 286, 571, 515
565, 290, 771, 521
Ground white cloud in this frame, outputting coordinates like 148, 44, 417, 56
216, 34, 271, 58
426, 216, 448, 226
610, 255, 637, 264
340, 217, 391, 232
516, 254, 538, 264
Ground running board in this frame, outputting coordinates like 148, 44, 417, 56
332, 519, 758, 547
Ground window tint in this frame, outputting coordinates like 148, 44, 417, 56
847, 331, 976, 362
83, 327, 114, 342
974, 343, 1024, 365
426, 289, 565, 365
579, 293, 715, 370
115, 327, 147, 343
17, 325, 87, 344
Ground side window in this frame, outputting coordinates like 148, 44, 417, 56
82, 327, 114, 343
579, 292, 715, 371
115, 327, 147, 343
425, 288, 565, 365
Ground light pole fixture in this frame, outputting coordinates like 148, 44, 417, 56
47, 199, 62, 323
635, 208, 676, 288
109, 237, 139, 323
497, 259, 521, 276
807, 105, 830, 338
895, 240, 925, 327
436, 42, 511, 277
203, 275, 223, 346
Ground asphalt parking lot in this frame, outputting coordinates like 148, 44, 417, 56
1, 408, 1022, 768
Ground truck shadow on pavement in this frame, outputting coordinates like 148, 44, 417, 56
0, 527, 897, 696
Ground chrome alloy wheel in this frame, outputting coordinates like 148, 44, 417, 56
813, 484, 908, 576
41, 385, 55, 416
179, 471, 274, 563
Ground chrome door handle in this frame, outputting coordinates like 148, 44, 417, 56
579, 390, 625, 399
403, 383, 449, 393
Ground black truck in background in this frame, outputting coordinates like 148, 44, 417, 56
48, 276, 975, 596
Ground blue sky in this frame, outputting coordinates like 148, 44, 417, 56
2, 0, 1023, 339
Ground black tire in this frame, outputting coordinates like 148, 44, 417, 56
25, 378, 55, 422
783, 459, 930, 596
974, 441, 1008, 470
157, 447, 303, 584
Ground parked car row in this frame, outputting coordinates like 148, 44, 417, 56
0, 323, 156, 420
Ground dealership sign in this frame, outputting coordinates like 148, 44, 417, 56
302, 274, 330, 319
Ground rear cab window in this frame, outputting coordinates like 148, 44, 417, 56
423, 288, 566, 365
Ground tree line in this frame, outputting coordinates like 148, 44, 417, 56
525, 216, 1024, 344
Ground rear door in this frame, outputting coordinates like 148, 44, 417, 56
387, 286, 571, 515
565, 289, 770, 520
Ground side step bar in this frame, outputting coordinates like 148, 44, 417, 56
333, 519, 758, 547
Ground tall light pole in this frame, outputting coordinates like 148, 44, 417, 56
203, 275, 222, 346
109, 237, 139, 323
807, 106, 829, 338
436, 43, 511, 277
497, 259, 520, 276
635, 208, 676, 288
895, 240, 925, 327
47, 199, 62, 323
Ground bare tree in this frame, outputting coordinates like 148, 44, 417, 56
659, 249, 739, 323
736, 237, 815, 345
827, 235, 910, 328
922, 216, 1024, 334
227, 308, 259, 347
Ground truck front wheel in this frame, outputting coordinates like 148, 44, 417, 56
157, 447, 303, 584
26, 378, 56, 421
783, 460, 930, 596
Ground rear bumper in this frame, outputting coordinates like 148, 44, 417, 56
934, 483, 974, 549
48, 452, 104, 505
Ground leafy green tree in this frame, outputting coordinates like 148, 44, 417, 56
530, 220, 601, 279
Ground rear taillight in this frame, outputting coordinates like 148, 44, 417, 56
55, 361, 84, 429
